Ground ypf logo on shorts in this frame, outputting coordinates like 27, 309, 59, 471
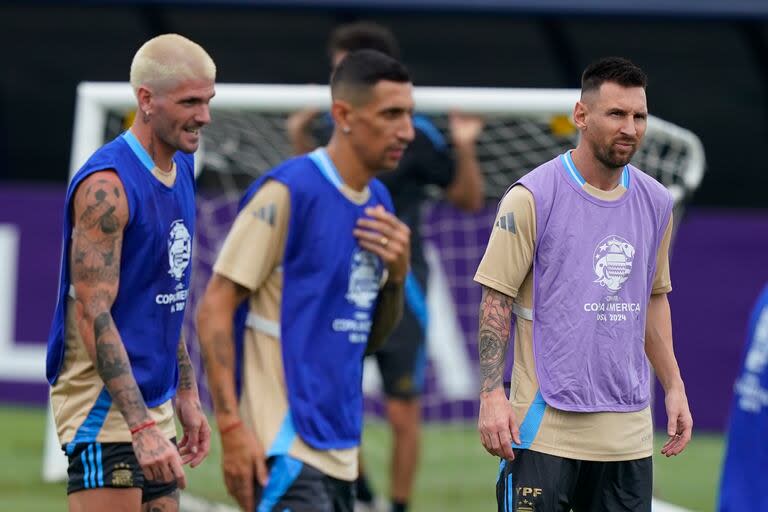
593, 235, 635, 292
167, 219, 191, 281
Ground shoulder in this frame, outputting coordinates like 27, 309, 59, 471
241, 179, 290, 212
269, 154, 318, 184
71, 171, 129, 229
499, 184, 535, 210
527, 156, 562, 179
516, 155, 562, 196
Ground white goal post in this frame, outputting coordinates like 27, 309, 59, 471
70, 82, 705, 197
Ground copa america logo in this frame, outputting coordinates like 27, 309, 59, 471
346, 248, 383, 308
593, 235, 635, 292
167, 219, 191, 281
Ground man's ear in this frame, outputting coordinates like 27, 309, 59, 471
136, 85, 154, 119
331, 99, 354, 134
573, 100, 588, 131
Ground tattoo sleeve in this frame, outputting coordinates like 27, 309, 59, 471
71, 173, 151, 428
478, 286, 514, 394
365, 281, 405, 356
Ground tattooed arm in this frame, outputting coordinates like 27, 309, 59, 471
476, 286, 520, 460
70, 171, 186, 488
175, 335, 211, 467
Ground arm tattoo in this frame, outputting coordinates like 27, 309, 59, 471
72, 175, 150, 428
177, 337, 197, 393
93, 311, 150, 426
478, 287, 514, 394
366, 281, 405, 356
70, 179, 122, 286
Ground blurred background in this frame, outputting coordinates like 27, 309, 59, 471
1, 1, 767, 511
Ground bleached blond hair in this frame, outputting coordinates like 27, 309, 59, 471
130, 33, 216, 95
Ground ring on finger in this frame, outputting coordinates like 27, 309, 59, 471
380, 236, 389, 248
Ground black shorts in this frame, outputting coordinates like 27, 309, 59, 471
373, 271, 428, 400
254, 455, 354, 512
496, 449, 652, 512
65, 439, 178, 503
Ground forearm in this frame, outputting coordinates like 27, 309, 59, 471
478, 286, 514, 394
446, 142, 485, 212
366, 281, 405, 355
645, 293, 684, 392
197, 303, 240, 424
176, 335, 199, 397
80, 310, 151, 428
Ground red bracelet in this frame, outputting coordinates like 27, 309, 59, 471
129, 419, 156, 435
219, 419, 243, 435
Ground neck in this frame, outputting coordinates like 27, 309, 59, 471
571, 146, 622, 191
129, 123, 174, 172
325, 135, 375, 192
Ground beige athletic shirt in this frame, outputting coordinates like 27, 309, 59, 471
474, 182, 673, 461
213, 179, 371, 481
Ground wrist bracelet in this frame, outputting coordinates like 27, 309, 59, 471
129, 419, 156, 435
219, 419, 243, 435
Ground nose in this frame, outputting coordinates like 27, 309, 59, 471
621, 116, 637, 137
196, 104, 211, 126
398, 115, 415, 143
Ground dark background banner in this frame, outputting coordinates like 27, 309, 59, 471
1, 4, 768, 208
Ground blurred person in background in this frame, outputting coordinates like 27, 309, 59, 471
196, 50, 412, 512
287, 21, 485, 512
474, 57, 692, 511
45, 33, 215, 512
719, 282, 768, 511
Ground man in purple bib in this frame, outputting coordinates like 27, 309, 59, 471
474, 57, 693, 511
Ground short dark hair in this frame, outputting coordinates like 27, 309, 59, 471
581, 57, 647, 94
327, 22, 400, 62
331, 49, 410, 102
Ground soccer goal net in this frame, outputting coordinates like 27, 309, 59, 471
68, 82, 705, 426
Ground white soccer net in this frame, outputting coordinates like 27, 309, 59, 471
70, 83, 706, 425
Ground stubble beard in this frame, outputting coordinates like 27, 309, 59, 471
594, 142, 638, 170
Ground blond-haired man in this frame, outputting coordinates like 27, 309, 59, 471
46, 33, 216, 512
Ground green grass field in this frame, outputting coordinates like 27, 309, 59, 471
0, 404, 724, 511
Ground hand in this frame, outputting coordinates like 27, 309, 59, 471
132, 425, 187, 489
176, 393, 211, 468
220, 422, 269, 511
449, 111, 484, 147
353, 205, 411, 283
286, 108, 320, 138
478, 388, 520, 461
660, 386, 693, 457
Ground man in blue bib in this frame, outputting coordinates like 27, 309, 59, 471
287, 23, 486, 512
196, 49, 413, 512
46, 34, 215, 512
474, 57, 693, 510
719, 283, 768, 511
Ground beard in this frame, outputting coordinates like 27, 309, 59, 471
593, 140, 638, 169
